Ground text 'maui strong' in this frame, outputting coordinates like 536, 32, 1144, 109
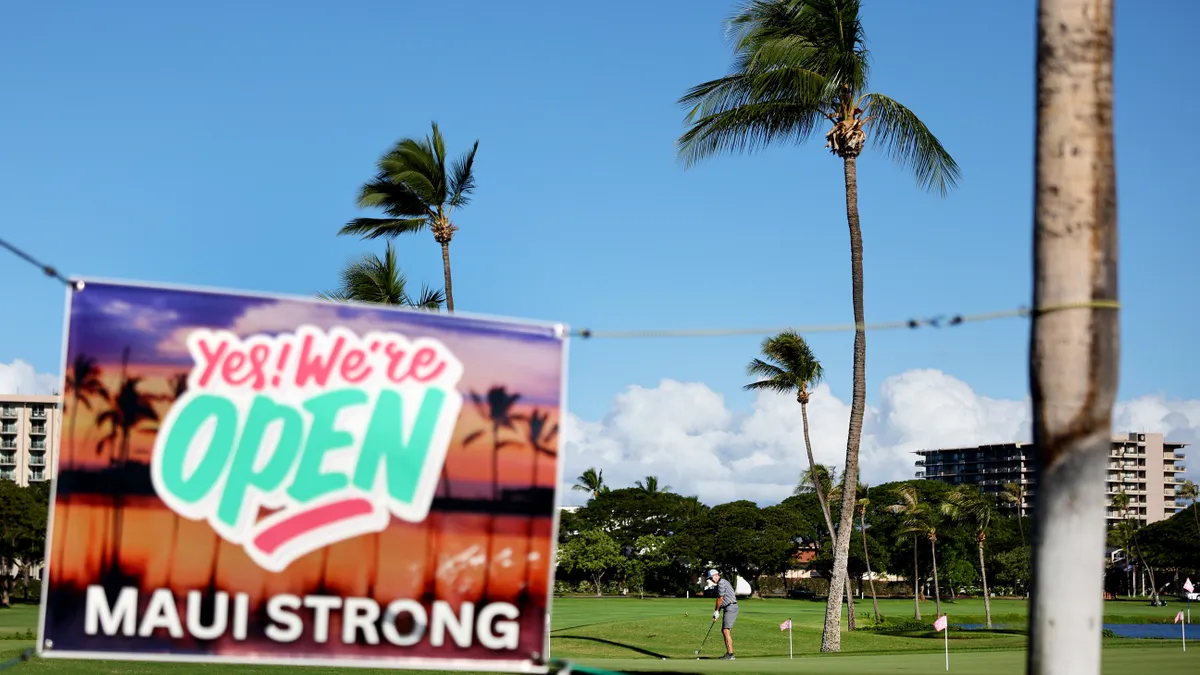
84, 586, 521, 650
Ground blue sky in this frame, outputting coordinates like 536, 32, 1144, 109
2, 0, 1197, 431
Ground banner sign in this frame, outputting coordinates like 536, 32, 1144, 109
39, 279, 568, 672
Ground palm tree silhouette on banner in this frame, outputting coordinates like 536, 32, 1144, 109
522, 409, 558, 600
59, 352, 109, 575
95, 347, 158, 577
463, 387, 524, 600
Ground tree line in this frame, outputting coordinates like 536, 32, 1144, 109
557, 468, 1200, 631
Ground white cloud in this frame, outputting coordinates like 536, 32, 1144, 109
0, 359, 59, 395
562, 368, 1200, 506
101, 299, 179, 333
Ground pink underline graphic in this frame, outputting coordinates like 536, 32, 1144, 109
252, 497, 375, 555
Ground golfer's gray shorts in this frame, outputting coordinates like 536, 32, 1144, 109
721, 604, 738, 630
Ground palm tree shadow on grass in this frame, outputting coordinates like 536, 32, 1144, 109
551, 635, 670, 659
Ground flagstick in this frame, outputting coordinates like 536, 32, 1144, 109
944, 619, 949, 671
789, 618, 793, 660
1183, 618, 1187, 652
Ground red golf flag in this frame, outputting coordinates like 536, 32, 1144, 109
780, 619, 792, 631
1175, 611, 1185, 624
934, 615, 948, 632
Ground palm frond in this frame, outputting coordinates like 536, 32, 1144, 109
339, 217, 427, 239
678, 101, 826, 168
324, 242, 442, 309
415, 285, 446, 310
861, 92, 960, 196
743, 379, 796, 394
448, 140, 479, 209
745, 357, 788, 381
377, 164, 441, 207
355, 175, 430, 217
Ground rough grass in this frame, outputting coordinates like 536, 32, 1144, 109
1, 596, 1195, 674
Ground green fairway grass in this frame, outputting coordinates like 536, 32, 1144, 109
2, 596, 1194, 674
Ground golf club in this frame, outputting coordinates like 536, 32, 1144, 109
693, 620, 715, 655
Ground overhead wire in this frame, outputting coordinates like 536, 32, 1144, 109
0, 235, 1119, 340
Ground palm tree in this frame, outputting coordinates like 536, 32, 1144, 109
158, 371, 189, 589
856, 486, 880, 624
65, 353, 109, 458
680, 0, 959, 652
1177, 478, 1199, 538
1000, 482, 1028, 545
942, 486, 995, 628
635, 476, 671, 495
795, 465, 837, 501
1110, 491, 1159, 604
60, 353, 108, 572
94, 348, 158, 576
746, 332, 832, 530
337, 121, 478, 312
463, 387, 524, 599
522, 409, 558, 598
572, 468, 606, 500
96, 380, 159, 468
745, 331, 857, 616
886, 484, 939, 619
319, 241, 444, 309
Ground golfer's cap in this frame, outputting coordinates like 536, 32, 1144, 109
707, 569, 718, 579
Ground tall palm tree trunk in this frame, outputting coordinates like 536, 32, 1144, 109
1131, 539, 1159, 603
801, 402, 836, 546
801, 401, 854, 627
1027, 0, 1118, 673
977, 538, 992, 628
912, 535, 921, 620
820, 155, 868, 653
930, 537, 942, 617
441, 242, 455, 312
860, 511, 880, 624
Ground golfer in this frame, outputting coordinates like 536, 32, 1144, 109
708, 569, 737, 660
